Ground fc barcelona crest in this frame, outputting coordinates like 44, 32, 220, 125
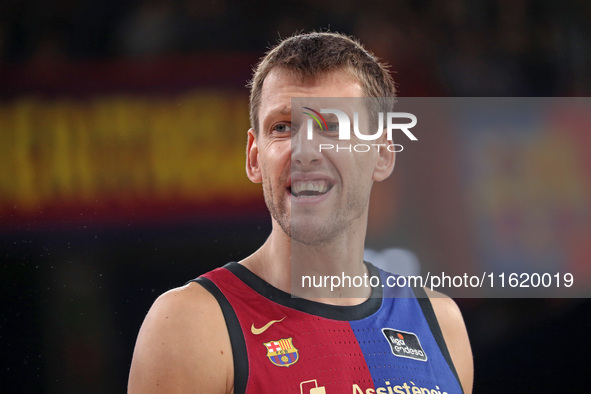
263, 337, 299, 367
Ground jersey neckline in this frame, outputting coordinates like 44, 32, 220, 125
222, 261, 383, 321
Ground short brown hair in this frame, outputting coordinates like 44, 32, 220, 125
248, 32, 396, 134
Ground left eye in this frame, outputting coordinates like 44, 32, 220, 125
326, 122, 339, 132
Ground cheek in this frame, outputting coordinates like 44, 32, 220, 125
263, 142, 291, 165
261, 160, 285, 193
356, 149, 379, 171
335, 151, 377, 175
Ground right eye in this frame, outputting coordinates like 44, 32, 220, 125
272, 123, 291, 134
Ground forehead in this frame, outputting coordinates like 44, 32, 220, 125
258, 68, 364, 123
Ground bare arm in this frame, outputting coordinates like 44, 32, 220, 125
425, 288, 474, 394
128, 283, 233, 393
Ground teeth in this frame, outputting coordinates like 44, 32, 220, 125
291, 180, 329, 197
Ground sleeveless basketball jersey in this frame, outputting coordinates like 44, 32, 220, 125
192, 262, 463, 394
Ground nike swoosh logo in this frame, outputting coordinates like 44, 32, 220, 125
251, 317, 286, 335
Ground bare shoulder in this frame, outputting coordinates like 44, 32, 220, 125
128, 282, 233, 394
423, 288, 473, 394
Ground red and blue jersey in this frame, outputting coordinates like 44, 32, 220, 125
193, 262, 463, 394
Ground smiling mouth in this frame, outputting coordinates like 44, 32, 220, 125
289, 180, 333, 198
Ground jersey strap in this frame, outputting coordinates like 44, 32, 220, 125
413, 286, 463, 388
190, 276, 249, 394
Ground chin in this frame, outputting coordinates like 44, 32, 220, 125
290, 222, 338, 246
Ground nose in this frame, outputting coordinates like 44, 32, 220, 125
291, 121, 323, 167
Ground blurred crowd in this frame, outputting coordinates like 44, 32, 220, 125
1, 0, 590, 96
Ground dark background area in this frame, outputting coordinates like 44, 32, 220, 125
1, 0, 590, 393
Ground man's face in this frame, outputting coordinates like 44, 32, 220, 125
246, 68, 393, 245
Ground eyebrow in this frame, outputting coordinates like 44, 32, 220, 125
261, 105, 291, 128
266, 105, 291, 116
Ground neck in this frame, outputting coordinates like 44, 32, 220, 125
241, 217, 372, 305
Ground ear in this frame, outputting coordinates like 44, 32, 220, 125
372, 137, 396, 182
246, 128, 262, 183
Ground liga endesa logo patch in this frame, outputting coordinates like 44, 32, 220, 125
382, 328, 428, 362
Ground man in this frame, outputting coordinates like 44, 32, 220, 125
129, 32, 473, 394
